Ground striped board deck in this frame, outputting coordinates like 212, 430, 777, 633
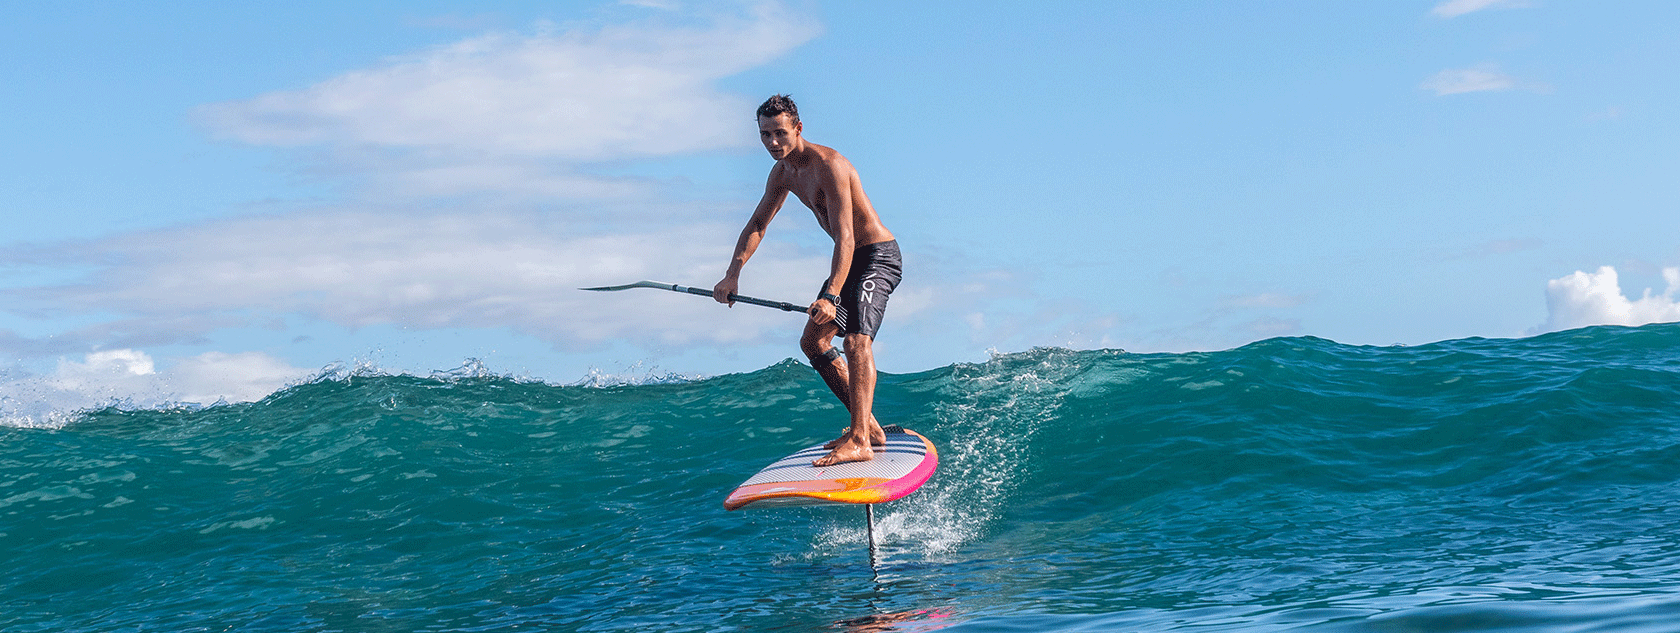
723, 425, 938, 510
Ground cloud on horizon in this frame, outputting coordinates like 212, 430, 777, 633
1538, 265, 1680, 333
1, 206, 834, 358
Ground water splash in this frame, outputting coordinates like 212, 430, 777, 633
816, 348, 1102, 561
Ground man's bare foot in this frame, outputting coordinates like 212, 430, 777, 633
823, 419, 887, 449
813, 433, 874, 466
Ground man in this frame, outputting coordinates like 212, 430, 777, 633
714, 95, 903, 467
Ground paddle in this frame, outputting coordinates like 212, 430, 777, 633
579, 280, 805, 313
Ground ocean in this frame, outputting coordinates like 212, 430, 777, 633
5, 323, 1680, 632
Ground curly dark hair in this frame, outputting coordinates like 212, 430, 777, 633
756, 94, 799, 123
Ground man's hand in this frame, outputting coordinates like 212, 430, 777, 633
809, 297, 837, 325
712, 277, 739, 306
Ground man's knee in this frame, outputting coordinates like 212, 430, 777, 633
843, 333, 873, 355
843, 334, 875, 366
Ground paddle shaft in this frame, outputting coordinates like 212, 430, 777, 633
586, 281, 805, 313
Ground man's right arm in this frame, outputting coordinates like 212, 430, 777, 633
714, 172, 789, 306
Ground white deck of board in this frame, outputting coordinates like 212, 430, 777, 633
737, 435, 927, 486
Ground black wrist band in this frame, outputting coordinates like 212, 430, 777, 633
819, 292, 841, 305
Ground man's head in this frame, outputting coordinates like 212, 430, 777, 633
756, 94, 802, 160
756, 94, 798, 124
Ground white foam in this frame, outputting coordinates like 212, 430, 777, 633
569, 361, 704, 388
0, 349, 315, 429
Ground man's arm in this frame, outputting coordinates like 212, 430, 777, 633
809, 161, 856, 325
714, 170, 789, 306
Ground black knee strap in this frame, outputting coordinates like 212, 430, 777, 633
812, 347, 842, 367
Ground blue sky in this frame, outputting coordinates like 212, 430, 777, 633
4, 0, 1679, 418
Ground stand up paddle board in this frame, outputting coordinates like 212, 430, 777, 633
724, 425, 938, 510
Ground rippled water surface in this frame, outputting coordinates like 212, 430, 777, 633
4, 324, 1680, 632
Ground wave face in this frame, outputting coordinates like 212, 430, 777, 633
5, 324, 1680, 632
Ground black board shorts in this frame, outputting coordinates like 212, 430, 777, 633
827, 240, 902, 339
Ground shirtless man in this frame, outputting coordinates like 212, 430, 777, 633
714, 95, 903, 467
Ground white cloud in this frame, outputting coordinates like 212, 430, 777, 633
369, 162, 648, 200
196, 3, 819, 198
47, 349, 156, 395
1421, 64, 1519, 96
1430, 0, 1531, 19
169, 351, 313, 404
5, 206, 832, 354
1538, 265, 1680, 333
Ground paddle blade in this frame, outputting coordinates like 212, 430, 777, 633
579, 281, 670, 292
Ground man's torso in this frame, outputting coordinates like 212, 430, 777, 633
776, 143, 895, 246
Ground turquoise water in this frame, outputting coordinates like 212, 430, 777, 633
5, 324, 1680, 632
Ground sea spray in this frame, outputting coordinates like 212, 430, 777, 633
857, 347, 1097, 559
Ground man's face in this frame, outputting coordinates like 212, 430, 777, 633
758, 114, 801, 160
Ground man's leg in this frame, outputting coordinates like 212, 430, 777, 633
801, 323, 885, 449
813, 332, 882, 466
